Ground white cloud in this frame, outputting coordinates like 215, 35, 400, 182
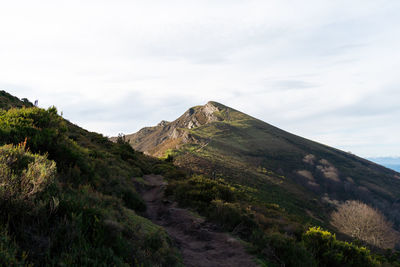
0, 0, 399, 157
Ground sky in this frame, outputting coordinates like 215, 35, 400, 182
0, 0, 399, 157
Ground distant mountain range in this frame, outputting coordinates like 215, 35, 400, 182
121, 101, 400, 226
368, 157, 400, 172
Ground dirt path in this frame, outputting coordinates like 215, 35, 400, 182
140, 175, 259, 267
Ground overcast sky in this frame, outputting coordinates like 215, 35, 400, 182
1, 0, 399, 157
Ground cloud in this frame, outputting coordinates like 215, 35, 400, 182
269, 80, 317, 90
0, 0, 399, 157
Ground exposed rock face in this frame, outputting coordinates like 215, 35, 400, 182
179, 102, 222, 129
121, 101, 223, 157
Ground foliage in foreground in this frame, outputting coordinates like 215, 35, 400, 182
0, 104, 182, 266
0, 142, 56, 203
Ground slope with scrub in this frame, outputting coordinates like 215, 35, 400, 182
0, 90, 181, 266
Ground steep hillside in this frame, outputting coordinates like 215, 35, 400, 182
124, 101, 400, 229
0, 92, 182, 266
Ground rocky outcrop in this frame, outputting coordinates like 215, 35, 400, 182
178, 102, 222, 129
121, 101, 225, 156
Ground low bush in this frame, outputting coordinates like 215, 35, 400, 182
207, 199, 257, 235
0, 143, 56, 204
166, 175, 239, 210
303, 227, 379, 267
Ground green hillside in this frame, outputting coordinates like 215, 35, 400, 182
126, 101, 400, 223
0, 91, 181, 266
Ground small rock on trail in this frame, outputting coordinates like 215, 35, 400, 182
140, 175, 259, 267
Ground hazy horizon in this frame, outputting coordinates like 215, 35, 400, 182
1, 0, 399, 157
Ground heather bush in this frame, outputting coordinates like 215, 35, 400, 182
0, 143, 56, 203
166, 175, 239, 210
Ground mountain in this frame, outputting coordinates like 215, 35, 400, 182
124, 101, 400, 226
369, 157, 400, 172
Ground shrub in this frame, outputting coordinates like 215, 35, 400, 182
0, 143, 56, 203
303, 227, 378, 267
331, 200, 399, 249
208, 199, 256, 235
121, 188, 146, 212
166, 175, 239, 211
267, 232, 316, 267
0, 107, 66, 152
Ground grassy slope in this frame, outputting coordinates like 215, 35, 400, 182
0, 91, 182, 266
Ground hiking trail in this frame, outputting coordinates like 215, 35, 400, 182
140, 175, 259, 267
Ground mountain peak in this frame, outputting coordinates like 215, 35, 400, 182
181, 101, 223, 129
120, 101, 232, 156
206, 100, 228, 110
120, 101, 254, 156
206, 100, 220, 106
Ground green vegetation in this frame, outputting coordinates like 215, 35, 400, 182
165, 174, 310, 265
166, 174, 400, 266
0, 142, 56, 203
0, 96, 181, 265
303, 227, 379, 267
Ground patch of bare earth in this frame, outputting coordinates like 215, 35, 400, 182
140, 175, 259, 267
